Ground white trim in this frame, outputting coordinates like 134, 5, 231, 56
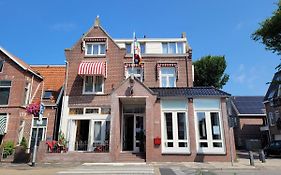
161, 110, 190, 154
194, 110, 226, 154
160, 67, 176, 87
85, 42, 106, 56
83, 75, 104, 95
114, 38, 187, 42
0, 47, 43, 79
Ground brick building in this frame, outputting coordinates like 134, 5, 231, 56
0, 47, 64, 152
59, 17, 236, 162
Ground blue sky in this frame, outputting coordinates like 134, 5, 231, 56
0, 0, 279, 96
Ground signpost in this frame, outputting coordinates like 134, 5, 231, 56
31, 103, 44, 166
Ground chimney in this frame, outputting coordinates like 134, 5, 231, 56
94, 15, 100, 27
181, 32, 186, 38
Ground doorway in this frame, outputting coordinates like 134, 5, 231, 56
122, 114, 145, 152
75, 120, 90, 151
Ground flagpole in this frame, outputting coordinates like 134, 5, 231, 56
132, 32, 135, 75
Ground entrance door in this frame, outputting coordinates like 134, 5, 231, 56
122, 114, 145, 152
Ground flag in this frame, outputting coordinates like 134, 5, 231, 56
133, 33, 142, 65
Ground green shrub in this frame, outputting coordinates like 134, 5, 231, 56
20, 137, 28, 151
3, 141, 14, 157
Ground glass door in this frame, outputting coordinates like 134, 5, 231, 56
134, 115, 144, 152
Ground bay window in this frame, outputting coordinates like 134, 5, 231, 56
86, 43, 106, 56
160, 67, 176, 87
83, 76, 104, 94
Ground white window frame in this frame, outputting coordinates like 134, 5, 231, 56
160, 67, 176, 87
85, 42, 106, 56
125, 67, 144, 82
88, 119, 110, 151
162, 42, 184, 54
83, 75, 104, 94
161, 110, 190, 154
23, 82, 31, 106
84, 107, 101, 115
194, 110, 225, 154
28, 117, 48, 153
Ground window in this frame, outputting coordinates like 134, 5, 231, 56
162, 111, 189, 153
160, 67, 176, 87
140, 43, 145, 54
269, 112, 276, 126
162, 42, 184, 54
126, 67, 143, 82
69, 108, 84, 115
94, 121, 102, 141
125, 43, 132, 54
83, 76, 104, 94
85, 108, 100, 114
92, 120, 111, 145
30, 118, 47, 152
85, 43, 106, 56
22, 82, 30, 105
195, 111, 225, 154
43, 90, 53, 99
0, 80, 11, 105
0, 60, 3, 72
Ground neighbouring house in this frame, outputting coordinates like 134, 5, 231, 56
230, 96, 267, 150
56, 17, 236, 163
264, 71, 281, 142
0, 46, 64, 154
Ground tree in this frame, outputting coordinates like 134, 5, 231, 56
193, 55, 229, 89
252, 1, 281, 55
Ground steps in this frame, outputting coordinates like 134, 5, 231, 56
117, 153, 146, 162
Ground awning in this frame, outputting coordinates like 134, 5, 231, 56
0, 114, 7, 135
78, 62, 107, 77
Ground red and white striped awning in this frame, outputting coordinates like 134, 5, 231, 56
78, 62, 107, 77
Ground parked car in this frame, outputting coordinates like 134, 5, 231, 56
264, 140, 281, 157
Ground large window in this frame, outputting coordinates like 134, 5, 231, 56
0, 80, 11, 105
162, 42, 184, 54
162, 111, 189, 154
91, 120, 110, 149
126, 67, 143, 82
125, 43, 132, 54
85, 43, 106, 56
196, 111, 224, 153
83, 76, 104, 94
160, 67, 176, 87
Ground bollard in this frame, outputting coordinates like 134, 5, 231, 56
259, 150, 266, 163
249, 151, 255, 166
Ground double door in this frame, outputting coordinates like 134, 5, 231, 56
122, 114, 145, 152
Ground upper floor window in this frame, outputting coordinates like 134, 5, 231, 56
83, 75, 104, 94
126, 67, 144, 82
43, 90, 54, 99
86, 43, 106, 56
162, 42, 184, 54
125, 43, 132, 54
23, 82, 30, 105
0, 80, 11, 105
160, 67, 176, 87
0, 60, 3, 73
140, 43, 145, 54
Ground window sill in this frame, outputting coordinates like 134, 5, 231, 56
84, 55, 106, 58
162, 151, 190, 155
82, 93, 105, 95
196, 150, 226, 155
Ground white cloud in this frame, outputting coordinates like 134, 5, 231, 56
50, 22, 76, 32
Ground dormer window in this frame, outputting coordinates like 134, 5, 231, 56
43, 90, 54, 99
86, 43, 106, 56
162, 42, 184, 54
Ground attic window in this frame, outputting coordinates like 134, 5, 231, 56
43, 91, 53, 99
0, 60, 3, 72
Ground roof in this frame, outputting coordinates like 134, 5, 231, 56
264, 71, 281, 102
150, 87, 230, 98
30, 65, 65, 92
231, 96, 265, 115
0, 47, 43, 79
